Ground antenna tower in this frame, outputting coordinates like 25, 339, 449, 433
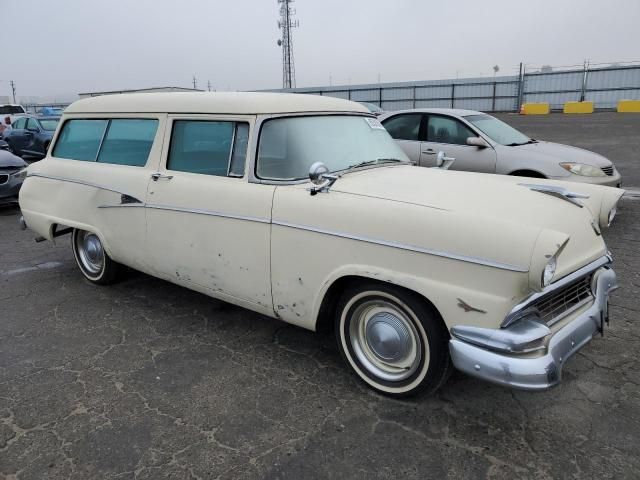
277, 0, 298, 89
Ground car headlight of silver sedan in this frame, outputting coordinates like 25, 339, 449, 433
11, 168, 27, 181
559, 162, 607, 177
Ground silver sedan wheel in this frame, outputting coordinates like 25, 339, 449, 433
348, 298, 424, 382
75, 231, 104, 275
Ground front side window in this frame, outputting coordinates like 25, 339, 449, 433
52, 118, 158, 165
26, 118, 40, 131
168, 120, 248, 177
97, 119, 158, 166
381, 113, 422, 141
427, 115, 475, 145
464, 114, 531, 146
257, 115, 408, 181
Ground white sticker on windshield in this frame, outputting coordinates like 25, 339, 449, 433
364, 117, 385, 130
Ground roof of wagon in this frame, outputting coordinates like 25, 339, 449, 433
64, 92, 370, 115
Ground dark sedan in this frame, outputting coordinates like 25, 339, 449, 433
4, 115, 59, 159
0, 148, 28, 205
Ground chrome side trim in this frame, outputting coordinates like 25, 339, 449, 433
26, 173, 137, 198
145, 204, 271, 224
272, 220, 529, 272
98, 204, 145, 209
502, 255, 610, 328
519, 183, 589, 208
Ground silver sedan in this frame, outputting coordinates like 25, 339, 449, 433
379, 108, 622, 187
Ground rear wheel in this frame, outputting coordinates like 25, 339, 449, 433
335, 282, 452, 397
71, 229, 121, 285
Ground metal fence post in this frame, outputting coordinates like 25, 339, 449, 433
379, 87, 383, 108
413, 86, 417, 108
516, 62, 524, 112
492, 82, 497, 111
451, 84, 455, 108
580, 60, 589, 102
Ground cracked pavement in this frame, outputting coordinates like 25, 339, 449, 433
1, 113, 639, 479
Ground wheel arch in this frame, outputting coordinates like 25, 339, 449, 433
314, 272, 446, 335
508, 169, 547, 179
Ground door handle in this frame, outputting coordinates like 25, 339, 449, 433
422, 148, 436, 155
151, 173, 173, 181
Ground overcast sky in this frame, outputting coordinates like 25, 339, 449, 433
2, 0, 640, 100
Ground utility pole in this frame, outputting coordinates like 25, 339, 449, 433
10, 80, 17, 103
277, 0, 299, 89
192, 75, 197, 90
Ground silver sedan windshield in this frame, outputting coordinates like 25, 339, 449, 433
257, 115, 408, 181
464, 114, 531, 146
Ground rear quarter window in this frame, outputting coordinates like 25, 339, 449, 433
52, 118, 158, 166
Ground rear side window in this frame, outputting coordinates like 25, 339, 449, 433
13, 117, 27, 129
52, 118, 158, 165
168, 120, 249, 177
97, 119, 158, 166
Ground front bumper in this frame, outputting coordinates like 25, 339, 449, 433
449, 265, 617, 390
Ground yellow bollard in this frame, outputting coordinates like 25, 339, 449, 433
520, 103, 550, 115
563, 101, 594, 114
617, 100, 640, 112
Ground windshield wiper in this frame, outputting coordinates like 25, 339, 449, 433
506, 138, 537, 147
345, 158, 406, 170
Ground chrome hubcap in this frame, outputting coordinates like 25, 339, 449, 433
77, 231, 104, 275
349, 299, 422, 382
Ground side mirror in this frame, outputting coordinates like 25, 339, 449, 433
466, 136, 489, 148
308, 162, 338, 195
434, 151, 456, 170
309, 161, 330, 185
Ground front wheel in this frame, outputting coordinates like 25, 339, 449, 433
335, 282, 452, 398
71, 228, 121, 285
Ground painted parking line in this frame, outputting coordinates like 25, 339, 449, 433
2, 261, 63, 276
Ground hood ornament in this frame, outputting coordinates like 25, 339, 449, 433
519, 183, 589, 208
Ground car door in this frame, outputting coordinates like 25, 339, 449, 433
380, 113, 424, 163
8, 117, 28, 154
144, 115, 275, 314
23, 117, 43, 155
420, 114, 496, 173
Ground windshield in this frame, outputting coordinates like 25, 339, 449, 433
39, 119, 59, 131
256, 115, 408, 180
0, 105, 25, 115
464, 114, 531, 146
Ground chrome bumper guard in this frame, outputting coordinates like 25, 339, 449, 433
449, 265, 617, 390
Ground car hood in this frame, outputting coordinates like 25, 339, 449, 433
511, 141, 612, 167
325, 165, 621, 280
0, 150, 27, 168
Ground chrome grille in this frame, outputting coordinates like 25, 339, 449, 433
530, 274, 594, 325
0, 174, 8, 185
601, 166, 614, 176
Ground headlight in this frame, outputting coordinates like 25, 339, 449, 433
560, 163, 606, 177
11, 168, 27, 181
542, 256, 557, 287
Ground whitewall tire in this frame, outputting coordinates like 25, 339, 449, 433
71, 228, 121, 285
335, 282, 451, 397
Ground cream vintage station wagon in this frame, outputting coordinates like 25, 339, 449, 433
19, 92, 624, 397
